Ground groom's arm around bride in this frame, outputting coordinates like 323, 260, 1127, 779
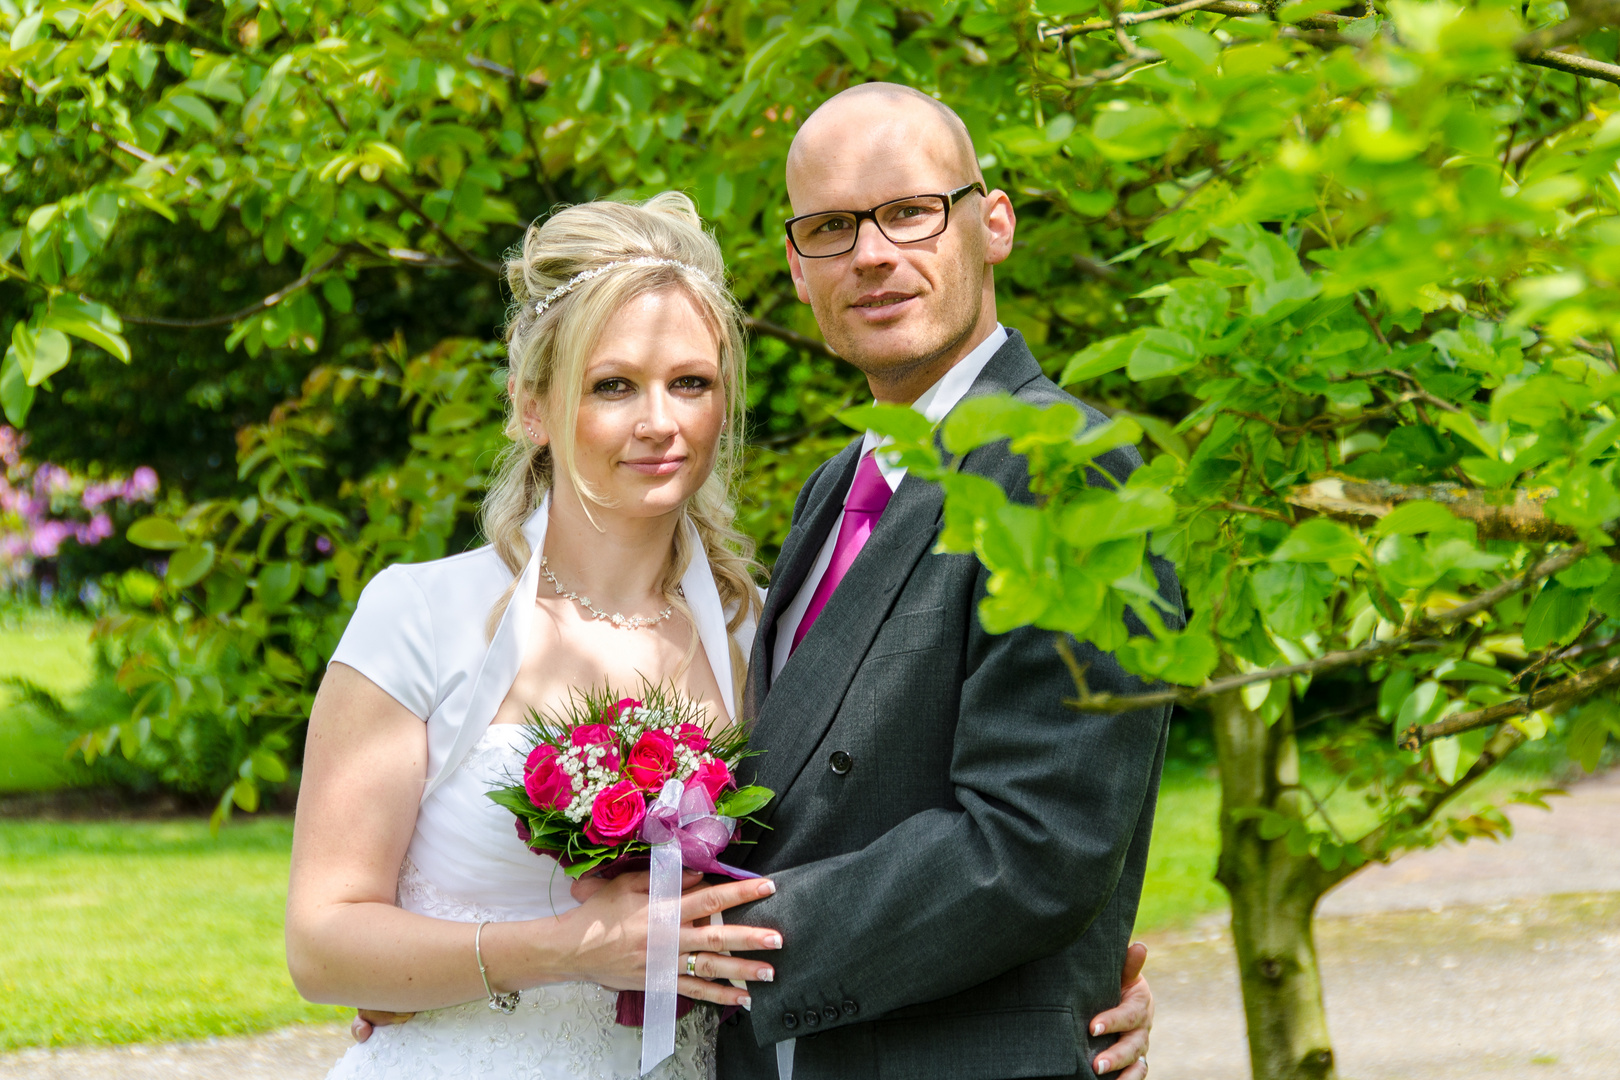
718, 84, 1180, 1080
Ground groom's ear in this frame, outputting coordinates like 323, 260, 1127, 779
982, 188, 1016, 267
785, 238, 812, 304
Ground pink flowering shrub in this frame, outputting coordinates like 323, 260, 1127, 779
0, 426, 160, 589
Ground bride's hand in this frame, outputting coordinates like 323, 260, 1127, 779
564, 870, 780, 1007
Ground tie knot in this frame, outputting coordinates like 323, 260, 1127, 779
847, 450, 893, 515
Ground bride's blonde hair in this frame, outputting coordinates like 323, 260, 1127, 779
482, 193, 762, 691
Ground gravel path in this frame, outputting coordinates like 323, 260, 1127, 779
4, 770, 1616, 1080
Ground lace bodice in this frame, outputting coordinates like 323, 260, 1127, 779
324, 724, 717, 1080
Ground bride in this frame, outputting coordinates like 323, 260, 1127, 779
287, 192, 775, 1079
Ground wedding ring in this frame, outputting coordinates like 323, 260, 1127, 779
685, 953, 698, 977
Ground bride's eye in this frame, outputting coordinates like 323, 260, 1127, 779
671, 375, 712, 394
592, 378, 633, 397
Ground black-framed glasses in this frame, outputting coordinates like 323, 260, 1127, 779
784, 182, 987, 258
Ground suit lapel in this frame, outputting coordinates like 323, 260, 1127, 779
743, 470, 944, 838
744, 439, 862, 719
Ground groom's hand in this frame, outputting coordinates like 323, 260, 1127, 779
1089, 942, 1153, 1078
350, 1009, 414, 1042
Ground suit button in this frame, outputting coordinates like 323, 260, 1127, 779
803, 1008, 821, 1027
829, 751, 853, 775
822, 1004, 839, 1022
782, 1011, 798, 1031
842, 999, 859, 1016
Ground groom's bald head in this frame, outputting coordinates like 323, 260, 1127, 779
786, 83, 982, 196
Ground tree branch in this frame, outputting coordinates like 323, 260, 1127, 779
1044, 0, 1620, 86
1066, 544, 1589, 713
1287, 476, 1578, 544
118, 250, 349, 329
1518, 49, 1620, 86
1400, 655, 1620, 748
88, 123, 203, 190
1344, 721, 1526, 878
1041, 0, 1231, 39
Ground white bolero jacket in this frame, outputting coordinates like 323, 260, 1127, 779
329, 496, 756, 801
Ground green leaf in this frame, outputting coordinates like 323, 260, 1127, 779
1126, 328, 1199, 381
251, 749, 288, 783
127, 517, 188, 550
232, 775, 261, 812
714, 785, 773, 818
1252, 562, 1333, 638
837, 403, 932, 444
11, 323, 72, 386
1395, 680, 1446, 734
1374, 501, 1462, 536
10, 9, 44, 50
166, 544, 216, 587
1521, 582, 1592, 651
1270, 518, 1362, 563
1058, 488, 1175, 546
0, 348, 35, 425
255, 561, 301, 609
1555, 556, 1613, 591
1430, 735, 1461, 784
1061, 330, 1143, 386
1377, 668, 1415, 720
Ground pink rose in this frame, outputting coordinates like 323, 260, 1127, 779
674, 722, 709, 754
691, 758, 734, 803
571, 724, 621, 772
600, 697, 644, 724
626, 730, 677, 790
524, 744, 573, 811
585, 780, 647, 845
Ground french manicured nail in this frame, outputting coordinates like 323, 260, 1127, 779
757, 968, 774, 982
760, 880, 776, 895
1097, 1059, 1109, 1073
1094, 1023, 1105, 1035
764, 933, 783, 949
739, 995, 752, 1010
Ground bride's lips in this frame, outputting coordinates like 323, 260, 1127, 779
621, 455, 686, 476
850, 290, 917, 322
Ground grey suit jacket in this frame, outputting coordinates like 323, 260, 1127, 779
715, 331, 1183, 1080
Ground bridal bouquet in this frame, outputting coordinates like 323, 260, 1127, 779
487, 685, 773, 1068
486, 683, 772, 879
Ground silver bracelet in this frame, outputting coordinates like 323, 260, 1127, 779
475, 920, 521, 1014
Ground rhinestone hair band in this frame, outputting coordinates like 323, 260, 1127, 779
532, 256, 709, 316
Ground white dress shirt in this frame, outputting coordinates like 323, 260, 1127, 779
771, 324, 1007, 679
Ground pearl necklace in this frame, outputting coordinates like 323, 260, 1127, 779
539, 556, 675, 630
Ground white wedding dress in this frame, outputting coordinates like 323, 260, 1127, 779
324, 723, 717, 1080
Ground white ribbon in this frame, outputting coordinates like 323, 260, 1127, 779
640, 779, 687, 1074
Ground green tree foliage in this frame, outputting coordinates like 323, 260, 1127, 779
5, 2, 1620, 1075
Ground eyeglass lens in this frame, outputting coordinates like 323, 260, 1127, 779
790, 196, 949, 257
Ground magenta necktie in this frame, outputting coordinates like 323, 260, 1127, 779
791, 450, 894, 654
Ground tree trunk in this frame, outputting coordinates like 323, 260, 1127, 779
1211, 685, 1339, 1080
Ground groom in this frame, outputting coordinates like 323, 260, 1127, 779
717, 84, 1181, 1080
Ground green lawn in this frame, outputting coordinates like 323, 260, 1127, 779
0, 817, 345, 1050
0, 608, 96, 793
